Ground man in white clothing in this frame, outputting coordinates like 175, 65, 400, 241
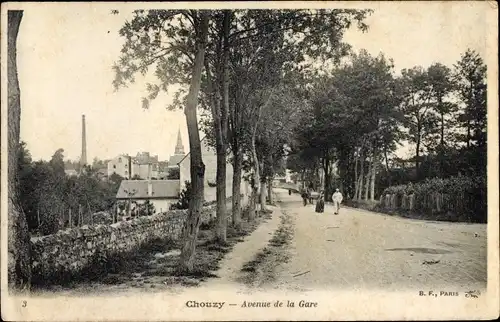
332, 188, 343, 215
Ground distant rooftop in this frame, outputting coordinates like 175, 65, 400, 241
168, 154, 185, 166
116, 180, 180, 199
176, 136, 210, 165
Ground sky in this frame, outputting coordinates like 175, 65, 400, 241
16, 2, 491, 162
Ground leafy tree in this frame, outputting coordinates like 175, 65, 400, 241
18, 143, 123, 235
333, 50, 401, 200
291, 50, 401, 201
399, 66, 439, 177
49, 148, 66, 177
91, 157, 107, 171
113, 9, 209, 272
112, 8, 371, 268
226, 9, 372, 212
8, 10, 31, 290
426, 62, 456, 176
453, 48, 487, 149
256, 83, 303, 205
109, 172, 124, 185
427, 63, 455, 147
201, 10, 231, 242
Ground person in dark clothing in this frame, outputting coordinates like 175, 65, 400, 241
315, 190, 325, 213
301, 188, 308, 206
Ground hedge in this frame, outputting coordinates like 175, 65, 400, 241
378, 175, 487, 223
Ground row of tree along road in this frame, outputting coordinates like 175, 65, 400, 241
287, 50, 487, 226
8, 9, 487, 291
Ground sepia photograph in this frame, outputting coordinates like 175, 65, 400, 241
1, 1, 498, 321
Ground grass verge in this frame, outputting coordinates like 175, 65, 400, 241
238, 210, 294, 287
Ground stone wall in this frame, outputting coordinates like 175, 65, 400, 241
31, 196, 241, 284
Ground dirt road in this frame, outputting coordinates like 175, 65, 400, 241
265, 189, 487, 292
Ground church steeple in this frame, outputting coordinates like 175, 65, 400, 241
174, 129, 185, 155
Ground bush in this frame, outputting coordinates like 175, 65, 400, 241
170, 181, 191, 210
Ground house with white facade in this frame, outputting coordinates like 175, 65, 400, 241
132, 152, 161, 179
107, 154, 132, 179
108, 151, 169, 180
177, 136, 245, 202
131, 162, 157, 180
114, 130, 250, 210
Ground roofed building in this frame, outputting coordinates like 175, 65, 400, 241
178, 136, 242, 202
116, 179, 181, 214
107, 154, 132, 179
168, 129, 186, 166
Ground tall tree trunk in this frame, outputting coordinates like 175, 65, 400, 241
415, 126, 421, 179
249, 133, 259, 221
369, 149, 377, 201
259, 159, 267, 211
466, 122, 471, 148
204, 46, 226, 243
179, 12, 209, 273
364, 153, 371, 201
323, 151, 331, 201
466, 83, 472, 148
227, 12, 242, 229
215, 141, 227, 243
384, 145, 391, 186
8, 10, 31, 292
260, 179, 267, 211
353, 148, 359, 200
357, 148, 365, 201
440, 109, 445, 177
440, 112, 445, 147
214, 10, 231, 242
267, 177, 273, 205
231, 146, 242, 229
315, 166, 320, 191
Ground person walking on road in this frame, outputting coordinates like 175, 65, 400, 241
301, 188, 308, 206
315, 190, 325, 213
332, 188, 343, 215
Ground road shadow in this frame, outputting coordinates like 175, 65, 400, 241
385, 247, 453, 254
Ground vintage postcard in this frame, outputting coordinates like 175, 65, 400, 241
1, 1, 498, 321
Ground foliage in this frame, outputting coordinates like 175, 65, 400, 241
18, 144, 121, 235
383, 174, 483, 196
290, 49, 401, 199
381, 175, 486, 223
169, 181, 192, 210
453, 49, 487, 148
167, 167, 180, 180
288, 47, 487, 204
399, 66, 440, 159
132, 200, 156, 217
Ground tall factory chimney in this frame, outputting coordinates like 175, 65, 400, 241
81, 114, 87, 167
